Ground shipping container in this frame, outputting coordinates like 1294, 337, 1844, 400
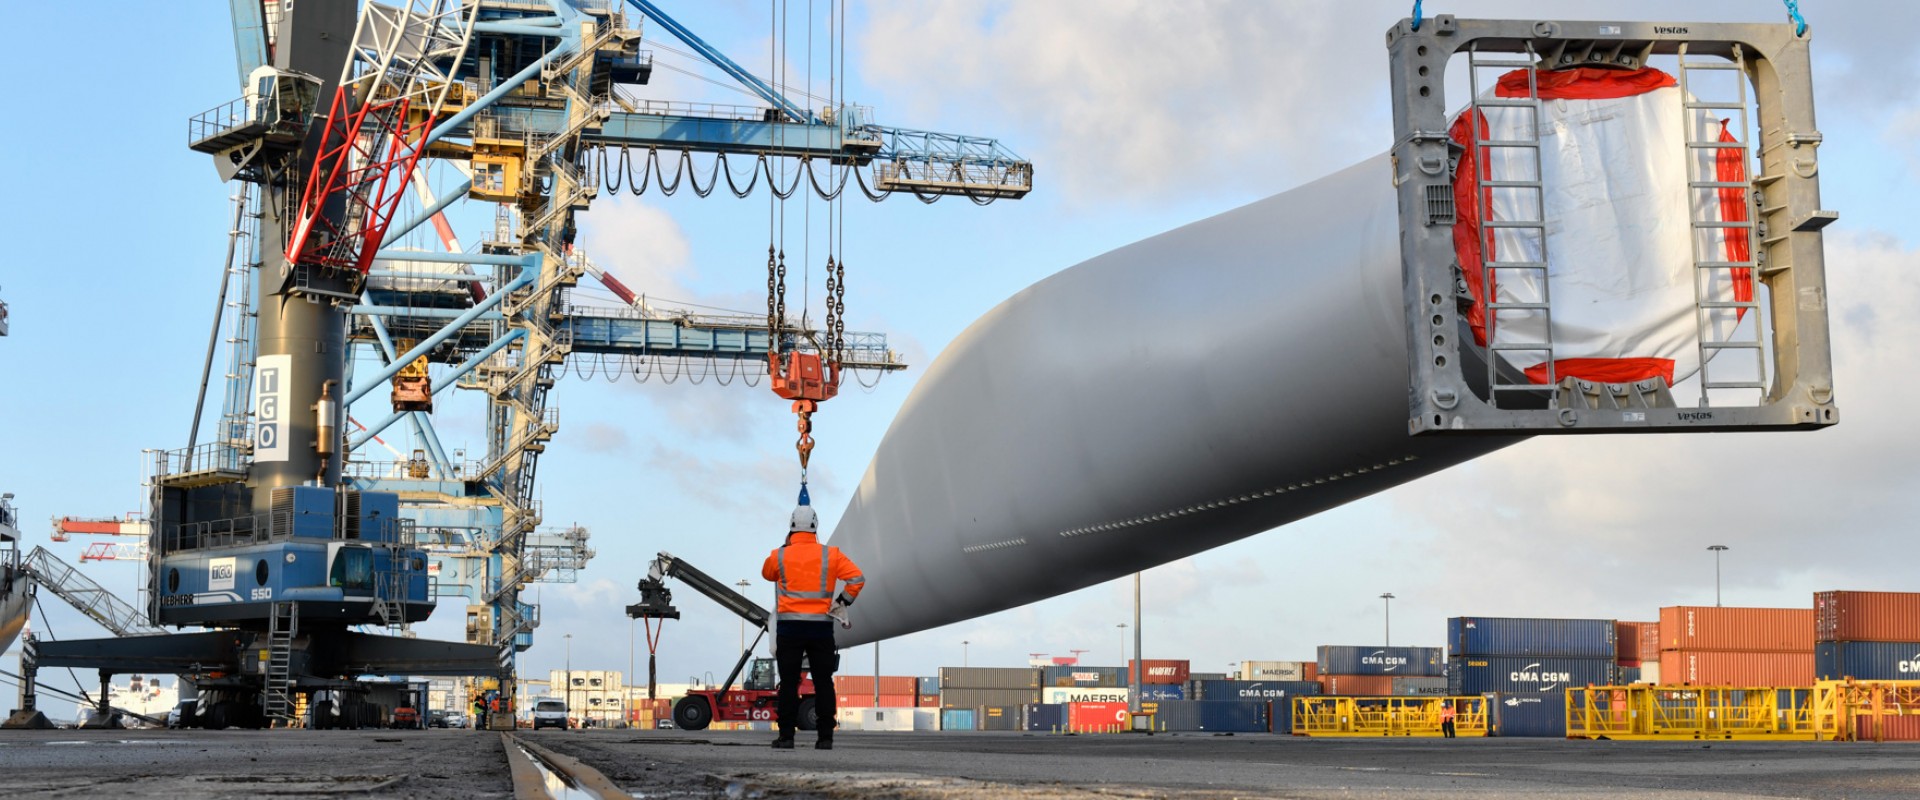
1145, 700, 1269, 733
1855, 715, 1920, 742
1616, 621, 1657, 664
940, 667, 1041, 690
1658, 606, 1814, 653
918, 677, 939, 695
939, 688, 1040, 709
1487, 692, 1568, 738
1022, 703, 1066, 732
917, 694, 940, 707
1661, 650, 1814, 686
1067, 702, 1131, 732
1127, 659, 1191, 685
1042, 665, 1127, 687
1816, 591, 1920, 643
1448, 617, 1617, 659
1193, 680, 1322, 701
1191, 672, 1233, 682
1618, 666, 1643, 684
1639, 663, 1662, 684
1238, 660, 1311, 681
1391, 677, 1448, 696
838, 693, 918, 709
1317, 646, 1444, 677
941, 708, 976, 731
836, 676, 920, 695
1268, 699, 1293, 734
1447, 656, 1616, 694
858, 708, 914, 731
1137, 684, 1187, 702
1814, 641, 1920, 681
978, 705, 1020, 731
1319, 674, 1395, 695
1042, 686, 1129, 704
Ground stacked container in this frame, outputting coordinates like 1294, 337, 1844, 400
1317, 646, 1443, 695
1192, 680, 1321, 702
1238, 660, 1314, 681
1042, 665, 1127, 687
1656, 606, 1814, 685
1446, 617, 1618, 694
939, 667, 1041, 709
1128, 659, 1191, 685
1814, 591, 1920, 683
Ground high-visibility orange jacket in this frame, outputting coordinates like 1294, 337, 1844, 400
763, 532, 864, 621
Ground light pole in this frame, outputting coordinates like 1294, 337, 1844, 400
1116, 623, 1128, 664
1380, 593, 1395, 647
564, 633, 574, 729
963, 640, 970, 668
736, 579, 752, 652
1131, 572, 1143, 715
1708, 545, 1729, 607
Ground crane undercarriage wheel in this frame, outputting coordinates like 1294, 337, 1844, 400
674, 695, 713, 730
796, 697, 818, 731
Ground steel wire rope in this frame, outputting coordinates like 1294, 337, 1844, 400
680, 150, 720, 198
30, 594, 99, 712
803, 156, 854, 200
624, 144, 654, 196
601, 146, 624, 193
852, 162, 895, 202
650, 147, 686, 195
720, 152, 765, 198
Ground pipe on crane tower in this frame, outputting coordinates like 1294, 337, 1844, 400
349, 329, 528, 450
343, 258, 538, 407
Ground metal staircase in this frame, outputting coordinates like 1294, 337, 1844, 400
1467, 44, 1558, 408
1677, 43, 1767, 406
20, 547, 166, 637
264, 601, 298, 724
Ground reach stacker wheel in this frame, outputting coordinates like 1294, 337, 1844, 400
673, 696, 712, 731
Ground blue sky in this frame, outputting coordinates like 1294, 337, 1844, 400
3, 1, 1918, 712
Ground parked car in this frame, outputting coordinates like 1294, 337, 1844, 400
531, 698, 569, 730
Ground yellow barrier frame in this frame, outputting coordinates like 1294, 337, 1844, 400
1293, 696, 1487, 737
1567, 685, 1817, 741
1811, 679, 1920, 742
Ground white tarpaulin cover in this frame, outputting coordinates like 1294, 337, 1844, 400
1451, 67, 1754, 387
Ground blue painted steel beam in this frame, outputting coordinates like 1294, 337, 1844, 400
386, 178, 474, 245
624, 0, 812, 123
563, 315, 770, 356
424, 41, 576, 150
349, 329, 527, 448
372, 250, 531, 267
365, 271, 490, 282
344, 260, 538, 406
473, 21, 567, 37
353, 306, 504, 320
362, 310, 457, 476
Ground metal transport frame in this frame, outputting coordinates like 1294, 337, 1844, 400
1292, 695, 1489, 737
1387, 17, 1838, 434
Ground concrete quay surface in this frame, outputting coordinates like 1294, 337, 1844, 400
1, 728, 1916, 798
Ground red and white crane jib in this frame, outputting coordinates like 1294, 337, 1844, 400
284, 1, 477, 277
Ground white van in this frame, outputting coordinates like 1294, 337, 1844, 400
531, 697, 569, 730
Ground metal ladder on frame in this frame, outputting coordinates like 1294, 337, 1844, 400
1677, 43, 1767, 407
1468, 44, 1558, 408
264, 600, 297, 724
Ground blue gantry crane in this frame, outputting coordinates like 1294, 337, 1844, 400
12, 0, 1029, 730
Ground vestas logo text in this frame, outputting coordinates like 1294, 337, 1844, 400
1508, 663, 1572, 689
1654, 26, 1689, 35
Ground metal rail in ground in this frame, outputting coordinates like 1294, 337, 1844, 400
502, 733, 633, 800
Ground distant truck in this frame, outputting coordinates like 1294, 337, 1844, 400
531, 697, 569, 730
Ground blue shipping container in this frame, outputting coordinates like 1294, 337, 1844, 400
1042, 666, 1127, 687
1489, 692, 1568, 738
1815, 641, 1920, 680
1146, 700, 1269, 733
1022, 703, 1066, 732
1448, 617, 1618, 659
1192, 680, 1322, 701
941, 709, 976, 731
1448, 656, 1615, 694
918, 677, 939, 695
1318, 646, 1444, 677
1137, 684, 1186, 701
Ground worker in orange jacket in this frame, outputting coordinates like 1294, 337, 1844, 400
763, 501, 864, 750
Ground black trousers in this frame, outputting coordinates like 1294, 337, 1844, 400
1442, 719, 1456, 738
776, 635, 838, 736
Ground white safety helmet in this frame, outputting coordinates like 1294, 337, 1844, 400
789, 505, 818, 534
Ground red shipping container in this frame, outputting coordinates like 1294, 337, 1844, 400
1660, 650, 1814, 686
1066, 702, 1130, 732
917, 694, 939, 707
834, 693, 917, 709
1658, 607, 1814, 653
1302, 662, 1318, 681
1615, 621, 1658, 664
1319, 674, 1395, 695
1128, 659, 1191, 685
1855, 715, 1920, 742
1815, 591, 1920, 643
834, 676, 919, 695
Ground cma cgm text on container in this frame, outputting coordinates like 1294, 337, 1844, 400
1448, 617, 1617, 659
1447, 656, 1616, 694
1317, 646, 1444, 676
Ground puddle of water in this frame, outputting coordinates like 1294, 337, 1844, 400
517, 744, 597, 800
